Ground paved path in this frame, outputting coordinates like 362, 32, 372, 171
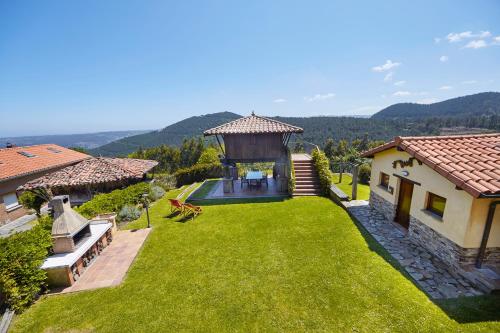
55, 228, 151, 294
0, 214, 36, 238
344, 200, 484, 299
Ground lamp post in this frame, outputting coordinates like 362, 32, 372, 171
142, 194, 151, 228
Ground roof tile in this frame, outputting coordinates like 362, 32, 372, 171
361, 133, 500, 197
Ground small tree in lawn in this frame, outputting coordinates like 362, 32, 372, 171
19, 189, 50, 217
197, 147, 220, 165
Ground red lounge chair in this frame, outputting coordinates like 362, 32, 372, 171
183, 203, 202, 219
168, 199, 184, 214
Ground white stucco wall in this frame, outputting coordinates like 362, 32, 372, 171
369, 147, 500, 248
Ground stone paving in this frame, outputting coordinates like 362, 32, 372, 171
344, 200, 484, 299
54, 228, 151, 294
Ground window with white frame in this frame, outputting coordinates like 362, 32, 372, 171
3, 193, 20, 210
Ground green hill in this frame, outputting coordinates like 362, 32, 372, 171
90, 112, 241, 156
372, 92, 500, 119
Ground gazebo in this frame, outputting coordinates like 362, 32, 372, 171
204, 112, 303, 194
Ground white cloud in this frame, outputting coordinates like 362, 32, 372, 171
464, 40, 487, 49
273, 98, 286, 103
304, 93, 335, 102
372, 60, 401, 72
461, 80, 477, 84
479, 30, 492, 38
446, 31, 473, 42
394, 80, 406, 86
439, 85, 453, 90
439, 55, 449, 62
393, 91, 411, 96
384, 72, 393, 82
417, 98, 438, 104
493, 36, 500, 44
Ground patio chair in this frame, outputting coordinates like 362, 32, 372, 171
261, 173, 268, 188
241, 175, 249, 189
168, 198, 184, 214
249, 179, 258, 189
183, 203, 203, 219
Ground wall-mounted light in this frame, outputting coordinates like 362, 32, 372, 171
401, 170, 409, 177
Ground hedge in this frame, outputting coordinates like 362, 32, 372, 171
311, 148, 333, 196
174, 162, 223, 187
0, 216, 53, 312
77, 182, 150, 219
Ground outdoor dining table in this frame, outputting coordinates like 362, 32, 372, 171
246, 171, 263, 180
246, 171, 263, 189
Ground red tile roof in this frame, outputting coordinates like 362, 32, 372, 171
0, 144, 91, 183
204, 113, 303, 135
361, 133, 500, 198
20, 157, 158, 190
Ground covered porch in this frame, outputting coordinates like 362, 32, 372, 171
202, 112, 303, 199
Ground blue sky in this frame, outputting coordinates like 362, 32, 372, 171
1, 0, 499, 136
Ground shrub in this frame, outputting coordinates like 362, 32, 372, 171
149, 185, 165, 201
197, 147, 220, 165
358, 163, 371, 185
153, 174, 176, 191
0, 216, 53, 312
311, 148, 333, 196
288, 151, 295, 195
18, 191, 46, 216
77, 182, 150, 219
118, 205, 142, 222
174, 163, 223, 187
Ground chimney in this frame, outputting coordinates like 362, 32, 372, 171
49, 195, 91, 254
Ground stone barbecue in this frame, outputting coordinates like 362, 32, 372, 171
42, 196, 116, 288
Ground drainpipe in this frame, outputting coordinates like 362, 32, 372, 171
475, 201, 500, 268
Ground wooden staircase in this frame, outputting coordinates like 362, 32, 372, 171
292, 156, 321, 196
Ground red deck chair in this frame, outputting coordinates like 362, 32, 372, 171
183, 203, 203, 219
168, 198, 184, 214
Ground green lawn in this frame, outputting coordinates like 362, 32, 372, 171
332, 173, 370, 200
11, 190, 500, 332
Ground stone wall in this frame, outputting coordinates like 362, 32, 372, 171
369, 191, 395, 223
409, 216, 500, 267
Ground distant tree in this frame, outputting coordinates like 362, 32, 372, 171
69, 147, 88, 154
197, 147, 220, 165
323, 138, 336, 160
292, 141, 305, 153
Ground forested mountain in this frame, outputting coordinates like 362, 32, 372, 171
0, 130, 149, 149
372, 92, 500, 119
90, 92, 500, 157
90, 112, 241, 156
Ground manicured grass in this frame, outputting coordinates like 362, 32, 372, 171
11, 191, 500, 332
187, 179, 219, 200
332, 173, 370, 200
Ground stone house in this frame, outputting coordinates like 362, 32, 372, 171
361, 134, 499, 279
0, 144, 90, 225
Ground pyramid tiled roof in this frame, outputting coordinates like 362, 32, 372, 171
204, 113, 303, 135
0, 144, 91, 182
361, 133, 500, 198
20, 157, 158, 190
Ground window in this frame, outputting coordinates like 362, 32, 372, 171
3, 193, 19, 210
47, 147, 62, 153
379, 172, 390, 189
18, 151, 36, 158
427, 192, 446, 217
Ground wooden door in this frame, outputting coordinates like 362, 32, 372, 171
395, 179, 414, 229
